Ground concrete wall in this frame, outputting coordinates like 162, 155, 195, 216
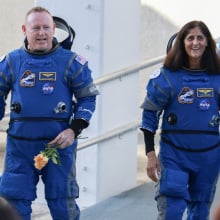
0, 0, 34, 55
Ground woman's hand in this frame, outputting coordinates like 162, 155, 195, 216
146, 151, 161, 182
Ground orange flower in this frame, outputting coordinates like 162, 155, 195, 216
34, 144, 61, 170
34, 153, 49, 170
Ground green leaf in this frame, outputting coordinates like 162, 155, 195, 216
51, 157, 58, 164
41, 143, 62, 166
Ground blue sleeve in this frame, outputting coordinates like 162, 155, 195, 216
67, 57, 99, 123
141, 109, 162, 132
68, 58, 99, 99
73, 95, 97, 122
0, 55, 12, 97
140, 68, 172, 111
0, 55, 12, 120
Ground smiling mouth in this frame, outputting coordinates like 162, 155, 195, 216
37, 38, 47, 42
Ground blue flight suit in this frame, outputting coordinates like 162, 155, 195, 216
0, 42, 99, 220
141, 67, 220, 220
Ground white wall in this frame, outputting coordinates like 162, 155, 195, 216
142, 0, 220, 38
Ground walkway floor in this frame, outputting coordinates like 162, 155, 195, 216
31, 180, 220, 220
32, 182, 157, 220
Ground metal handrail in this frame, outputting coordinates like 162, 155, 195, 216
94, 55, 164, 85
78, 120, 140, 151
78, 55, 164, 150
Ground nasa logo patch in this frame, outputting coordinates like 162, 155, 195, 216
42, 82, 55, 95
199, 99, 211, 111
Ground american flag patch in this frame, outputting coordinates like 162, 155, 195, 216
75, 54, 87, 65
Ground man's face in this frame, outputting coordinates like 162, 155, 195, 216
22, 11, 55, 52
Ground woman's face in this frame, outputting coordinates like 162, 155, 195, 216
184, 27, 208, 66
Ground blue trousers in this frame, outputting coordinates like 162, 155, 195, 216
156, 142, 220, 220
0, 137, 80, 220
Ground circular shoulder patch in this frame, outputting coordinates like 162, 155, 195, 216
0, 55, 6, 62
149, 69, 161, 79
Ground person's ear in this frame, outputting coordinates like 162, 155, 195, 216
22, 25, 26, 36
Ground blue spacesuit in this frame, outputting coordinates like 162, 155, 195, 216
141, 67, 220, 220
0, 39, 99, 219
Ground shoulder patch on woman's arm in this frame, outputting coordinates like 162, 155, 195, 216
75, 54, 87, 65
149, 69, 161, 79
0, 55, 6, 63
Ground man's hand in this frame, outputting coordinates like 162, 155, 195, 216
48, 128, 75, 149
146, 151, 161, 182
